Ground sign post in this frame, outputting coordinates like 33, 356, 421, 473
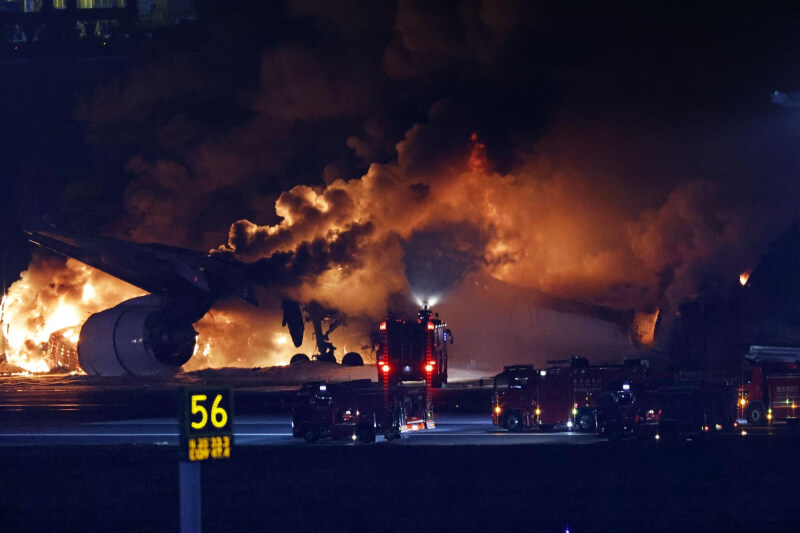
178, 388, 234, 533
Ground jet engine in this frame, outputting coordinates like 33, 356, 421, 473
77, 295, 197, 376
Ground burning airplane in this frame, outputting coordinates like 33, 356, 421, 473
16, 218, 305, 376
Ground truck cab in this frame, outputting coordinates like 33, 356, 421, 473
492, 365, 539, 431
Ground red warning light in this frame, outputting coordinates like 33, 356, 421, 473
380, 363, 390, 373
379, 322, 387, 331
427, 322, 435, 331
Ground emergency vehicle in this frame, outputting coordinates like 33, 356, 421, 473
291, 380, 433, 444
377, 307, 452, 388
739, 345, 800, 425
491, 356, 648, 431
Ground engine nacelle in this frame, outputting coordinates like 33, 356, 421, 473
77, 295, 197, 376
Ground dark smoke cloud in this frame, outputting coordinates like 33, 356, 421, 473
236, 222, 375, 288
12, 1, 800, 368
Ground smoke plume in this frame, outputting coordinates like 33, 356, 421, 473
7, 2, 800, 370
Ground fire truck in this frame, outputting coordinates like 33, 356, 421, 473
376, 306, 452, 388
739, 345, 800, 425
291, 379, 432, 444
491, 356, 648, 432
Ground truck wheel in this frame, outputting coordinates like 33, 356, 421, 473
746, 402, 766, 426
384, 428, 401, 441
342, 352, 364, 366
577, 412, 595, 432
606, 423, 622, 443
290, 353, 310, 365
357, 426, 376, 443
304, 427, 320, 444
506, 412, 523, 432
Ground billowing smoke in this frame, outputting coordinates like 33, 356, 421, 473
402, 224, 488, 305
7, 2, 800, 370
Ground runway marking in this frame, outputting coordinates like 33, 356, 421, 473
0, 433, 293, 437
410, 432, 596, 437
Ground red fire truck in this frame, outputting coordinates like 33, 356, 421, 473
491, 356, 648, 431
377, 306, 452, 388
291, 379, 432, 444
739, 345, 800, 425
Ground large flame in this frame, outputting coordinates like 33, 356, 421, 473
1, 257, 144, 373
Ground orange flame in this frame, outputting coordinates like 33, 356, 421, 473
739, 272, 750, 286
468, 131, 489, 173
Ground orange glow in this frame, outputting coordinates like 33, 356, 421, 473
739, 272, 750, 286
632, 308, 659, 345
468, 132, 489, 173
2, 257, 144, 373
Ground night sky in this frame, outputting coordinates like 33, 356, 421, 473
5, 1, 800, 368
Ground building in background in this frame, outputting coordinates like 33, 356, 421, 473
0, 0, 195, 53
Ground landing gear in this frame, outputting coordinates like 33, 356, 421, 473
290, 353, 310, 365
342, 352, 364, 366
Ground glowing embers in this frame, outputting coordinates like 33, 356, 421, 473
468, 132, 489, 173
739, 271, 751, 286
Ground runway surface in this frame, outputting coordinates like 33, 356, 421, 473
0, 413, 608, 446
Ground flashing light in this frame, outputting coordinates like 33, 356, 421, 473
742, 430, 748, 436
320, 384, 327, 391
352, 434, 357, 441
655, 434, 660, 440
494, 406, 501, 414
535, 407, 541, 416
380, 322, 387, 331
768, 413, 773, 421
740, 398, 747, 407
734, 421, 739, 428
539, 370, 547, 377
425, 364, 434, 372
703, 425, 709, 432
381, 363, 390, 373
566, 420, 573, 429
411, 424, 419, 431
428, 360, 435, 366
427, 322, 435, 331
572, 408, 578, 416
622, 383, 630, 391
